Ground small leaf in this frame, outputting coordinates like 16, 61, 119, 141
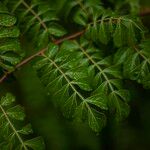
19, 124, 33, 135
88, 107, 106, 132
63, 93, 77, 118
0, 14, 16, 27
113, 20, 126, 47
25, 137, 45, 150
114, 47, 129, 64
72, 80, 92, 91
103, 65, 122, 79
0, 39, 21, 53
0, 27, 20, 38
73, 9, 87, 26
108, 92, 130, 121
7, 105, 25, 121
0, 93, 15, 106
0, 53, 21, 65
98, 20, 108, 44
48, 23, 67, 37
86, 94, 108, 110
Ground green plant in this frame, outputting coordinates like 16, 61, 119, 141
0, 0, 149, 149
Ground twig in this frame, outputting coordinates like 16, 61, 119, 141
54, 30, 85, 44
1, 6, 149, 84
0, 30, 85, 83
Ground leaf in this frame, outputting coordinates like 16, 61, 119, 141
7, 105, 25, 121
113, 90, 130, 102
73, 9, 88, 26
88, 107, 106, 132
0, 39, 21, 53
113, 47, 129, 64
72, 80, 92, 91
25, 137, 45, 150
98, 20, 109, 44
48, 23, 67, 37
37, 30, 49, 49
75, 101, 107, 132
63, 93, 77, 118
86, 94, 108, 110
103, 65, 122, 79
113, 20, 125, 47
74, 102, 87, 122
108, 91, 130, 121
19, 124, 33, 135
0, 53, 21, 65
0, 27, 20, 38
0, 93, 15, 106
0, 14, 16, 27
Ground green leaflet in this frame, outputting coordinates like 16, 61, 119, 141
108, 91, 130, 121
75, 102, 107, 132
0, 93, 45, 150
24, 137, 45, 150
113, 19, 125, 47
73, 9, 88, 26
98, 19, 109, 44
0, 14, 16, 27
0, 39, 21, 53
86, 94, 108, 110
48, 23, 67, 37
0, 26, 20, 38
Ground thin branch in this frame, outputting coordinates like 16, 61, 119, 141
16, 48, 47, 68
0, 30, 85, 83
0, 73, 9, 83
54, 30, 85, 44
0, 6, 149, 84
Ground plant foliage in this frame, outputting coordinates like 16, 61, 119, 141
0, 0, 149, 149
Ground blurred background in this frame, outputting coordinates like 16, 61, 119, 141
0, 0, 150, 149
